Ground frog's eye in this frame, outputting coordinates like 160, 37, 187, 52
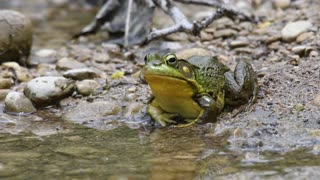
165, 54, 178, 67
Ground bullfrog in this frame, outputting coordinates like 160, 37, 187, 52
141, 53, 258, 127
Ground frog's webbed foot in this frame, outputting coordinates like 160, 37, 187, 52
147, 104, 178, 127
224, 61, 258, 110
174, 110, 205, 127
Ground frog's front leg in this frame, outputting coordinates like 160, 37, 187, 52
147, 100, 178, 127
224, 61, 258, 107
176, 92, 224, 127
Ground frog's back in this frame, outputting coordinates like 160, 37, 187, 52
186, 56, 229, 94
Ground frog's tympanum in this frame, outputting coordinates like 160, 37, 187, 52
141, 53, 258, 127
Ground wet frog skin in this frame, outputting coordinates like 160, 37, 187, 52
141, 53, 258, 127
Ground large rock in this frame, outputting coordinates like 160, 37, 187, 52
4, 91, 36, 113
24, 76, 74, 107
0, 10, 33, 65
281, 21, 313, 42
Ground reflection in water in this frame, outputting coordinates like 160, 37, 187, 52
0, 124, 230, 179
1, 120, 320, 179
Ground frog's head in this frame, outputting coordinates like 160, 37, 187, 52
141, 53, 203, 98
142, 54, 197, 81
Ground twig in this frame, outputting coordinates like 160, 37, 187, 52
124, 0, 133, 47
147, 0, 257, 41
174, 0, 221, 6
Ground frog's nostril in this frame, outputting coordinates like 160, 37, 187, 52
152, 60, 162, 66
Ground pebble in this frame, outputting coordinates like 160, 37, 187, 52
281, 21, 313, 42
229, 39, 249, 48
0, 78, 12, 89
312, 94, 320, 107
33, 49, 57, 64
0, 89, 10, 101
124, 93, 138, 101
63, 68, 99, 80
23, 76, 75, 107
1, 62, 32, 82
4, 92, 36, 113
101, 43, 121, 52
0, 10, 33, 65
56, 57, 86, 71
76, 80, 99, 96
127, 87, 137, 93
264, 35, 282, 44
175, 48, 213, 60
214, 29, 237, 38
296, 32, 314, 43
309, 50, 318, 57
273, 0, 291, 9
93, 50, 110, 63
200, 31, 214, 41
292, 45, 313, 56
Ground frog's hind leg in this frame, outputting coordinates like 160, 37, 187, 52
224, 61, 258, 110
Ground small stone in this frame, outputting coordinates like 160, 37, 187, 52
289, 55, 300, 66
56, 57, 86, 71
0, 78, 12, 89
234, 48, 253, 54
33, 49, 57, 64
294, 103, 304, 112
214, 29, 237, 38
166, 32, 189, 41
0, 89, 10, 101
229, 39, 249, 48
281, 21, 313, 42
200, 31, 213, 41
127, 87, 137, 93
124, 93, 138, 101
273, 0, 291, 9
4, 92, 36, 113
76, 80, 99, 96
24, 76, 75, 107
264, 35, 281, 44
296, 32, 314, 43
93, 51, 110, 63
101, 43, 121, 52
63, 68, 99, 80
2, 62, 32, 82
309, 50, 318, 58
292, 45, 313, 56
175, 48, 213, 60
312, 94, 320, 107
